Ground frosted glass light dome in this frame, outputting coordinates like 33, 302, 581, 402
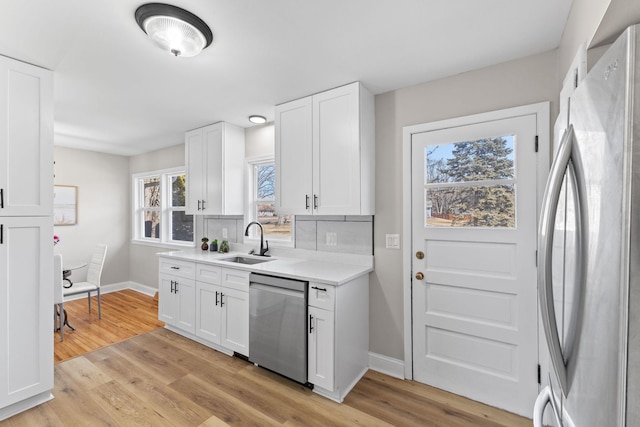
135, 3, 213, 58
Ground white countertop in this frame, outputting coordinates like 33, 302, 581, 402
158, 249, 373, 286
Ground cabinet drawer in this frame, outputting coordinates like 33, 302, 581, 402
159, 258, 196, 279
196, 263, 222, 284
221, 268, 250, 292
308, 282, 335, 311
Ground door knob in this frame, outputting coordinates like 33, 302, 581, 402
415, 272, 424, 280
416, 251, 424, 259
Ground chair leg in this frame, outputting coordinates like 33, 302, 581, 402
88, 291, 92, 313
97, 288, 101, 319
60, 302, 65, 341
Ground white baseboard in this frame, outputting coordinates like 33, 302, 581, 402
368, 352, 405, 379
63, 281, 157, 302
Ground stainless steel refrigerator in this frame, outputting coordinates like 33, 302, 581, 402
534, 24, 640, 426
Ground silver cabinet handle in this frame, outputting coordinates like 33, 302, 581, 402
215, 291, 219, 306
220, 293, 224, 307
202, 200, 206, 210
309, 314, 314, 333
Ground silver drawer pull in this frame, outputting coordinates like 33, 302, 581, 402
311, 286, 327, 292
170, 266, 180, 270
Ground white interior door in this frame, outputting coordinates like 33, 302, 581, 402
411, 112, 539, 417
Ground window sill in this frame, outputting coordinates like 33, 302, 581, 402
131, 239, 195, 250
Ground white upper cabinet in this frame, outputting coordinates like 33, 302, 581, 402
0, 56, 53, 217
275, 82, 375, 216
185, 122, 245, 215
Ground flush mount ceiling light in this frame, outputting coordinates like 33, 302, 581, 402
248, 115, 267, 124
135, 3, 213, 57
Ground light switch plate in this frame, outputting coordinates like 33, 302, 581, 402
386, 234, 400, 249
222, 227, 228, 239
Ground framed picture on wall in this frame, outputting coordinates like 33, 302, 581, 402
54, 185, 78, 225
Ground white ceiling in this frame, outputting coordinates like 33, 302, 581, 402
0, 0, 573, 156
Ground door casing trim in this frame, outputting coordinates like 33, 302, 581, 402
401, 102, 551, 380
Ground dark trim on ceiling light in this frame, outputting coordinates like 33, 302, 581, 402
135, 3, 213, 49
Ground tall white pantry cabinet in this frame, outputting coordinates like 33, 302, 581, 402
0, 55, 54, 421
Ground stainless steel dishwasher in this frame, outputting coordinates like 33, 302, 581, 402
249, 273, 309, 385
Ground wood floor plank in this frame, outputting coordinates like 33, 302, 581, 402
169, 373, 281, 427
89, 380, 175, 427
238, 364, 393, 427
1, 399, 65, 427
90, 346, 213, 426
46, 362, 120, 427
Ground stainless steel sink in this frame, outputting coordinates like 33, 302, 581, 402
219, 256, 273, 265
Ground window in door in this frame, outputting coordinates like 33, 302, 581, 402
424, 135, 516, 228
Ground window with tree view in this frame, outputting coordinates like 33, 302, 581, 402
133, 168, 194, 245
252, 161, 292, 240
425, 135, 516, 228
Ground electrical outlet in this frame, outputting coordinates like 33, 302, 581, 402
222, 227, 228, 239
326, 232, 337, 246
386, 234, 400, 249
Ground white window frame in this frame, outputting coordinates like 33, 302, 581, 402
244, 155, 294, 246
132, 166, 195, 248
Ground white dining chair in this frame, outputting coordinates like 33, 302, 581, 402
53, 253, 65, 341
63, 244, 108, 319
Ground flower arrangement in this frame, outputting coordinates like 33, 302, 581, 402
53, 235, 60, 246
201, 237, 209, 251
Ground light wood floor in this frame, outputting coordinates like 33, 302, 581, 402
54, 289, 164, 363
5, 290, 532, 426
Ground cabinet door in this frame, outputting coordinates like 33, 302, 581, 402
195, 282, 221, 344
158, 275, 177, 326
0, 217, 53, 407
312, 84, 361, 215
185, 128, 205, 214
220, 288, 249, 356
0, 57, 53, 217
174, 278, 196, 334
308, 306, 335, 390
202, 123, 223, 214
275, 97, 313, 214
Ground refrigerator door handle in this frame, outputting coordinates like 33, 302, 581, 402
533, 386, 552, 427
538, 125, 575, 396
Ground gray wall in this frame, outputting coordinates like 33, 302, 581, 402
371, 50, 560, 360
53, 146, 130, 286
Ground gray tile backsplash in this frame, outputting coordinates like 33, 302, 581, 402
203, 216, 244, 243
202, 215, 373, 255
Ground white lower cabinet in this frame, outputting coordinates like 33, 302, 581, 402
307, 276, 369, 402
308, 305, 335, 390
195, 281, 221, 343
194, 279, 249, 356
159, 274, 196, 334
159, 260, 249, 357
219, 287, 249, 355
